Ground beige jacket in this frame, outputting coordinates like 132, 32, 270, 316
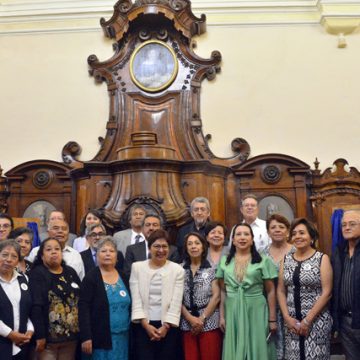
130, 260, 185, 326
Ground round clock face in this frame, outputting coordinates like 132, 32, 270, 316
130, 40, 178, 93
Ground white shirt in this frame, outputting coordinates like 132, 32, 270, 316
131, 231, 145, 245
72, 236, 89, 253
0, 271, 34, 355
249, 218, 271, 252
28, 245, 85, 280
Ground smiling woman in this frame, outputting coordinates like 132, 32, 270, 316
130, 229, 185, 360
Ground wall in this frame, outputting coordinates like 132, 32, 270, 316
1, 0, 359, 173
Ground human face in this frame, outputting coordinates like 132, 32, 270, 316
191, 202, 210, 228
207, 226, 225, 249
48, 211, 65, 223
342, 212, 360, 241
97, 243, 117, 268
0, 246, 19, 276
41, 239, 62, 269
85, 212, 100, 227
129, 207, 146, 230
15, 233, 32, 258
0, 219, 12, 241
143, 217, 161, 239
233, 225, 253, 252
291, 224, 312, 250
186, 235, 204, 260
86, 226, 106, 249
268, 220, 289, 244
47, 220, 69, 248
240, 198, 259, 223
150, 239, 169, 265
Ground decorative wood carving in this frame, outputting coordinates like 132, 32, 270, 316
0, 166, 9, 213
310, 158, 360, 254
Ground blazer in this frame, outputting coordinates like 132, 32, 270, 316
79, 267, 130, 349
130, 260, 184, 326
0, 274, 32, 359
124, 241, 180, 279
80, 248, 125, 275
29, 264, 81, 340
113, 228, 133, 256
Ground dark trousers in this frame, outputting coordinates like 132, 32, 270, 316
133, 321, 180, 360
340, 315, 360, 360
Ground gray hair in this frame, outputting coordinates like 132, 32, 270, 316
241, 193, 258, 207
141, 213, 163, 228
96, 236, 117, 252
85, 223, 106, 237
128, 204, 147, 221
343, 210, 360, 219
0, 239, 21, 260
190, 197, 210, 212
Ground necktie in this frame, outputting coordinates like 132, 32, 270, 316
93, 251, 97, 265
135, 234, 141, 244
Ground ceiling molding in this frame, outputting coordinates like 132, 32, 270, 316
0, 0, 359, 34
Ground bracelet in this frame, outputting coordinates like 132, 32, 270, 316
303, 318, 310, 326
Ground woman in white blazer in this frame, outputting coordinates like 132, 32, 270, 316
130, 229, 184, 360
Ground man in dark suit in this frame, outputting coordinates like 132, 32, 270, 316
176, 197, 211, 257
81, 223, 124, 274
124, 214, 179, 278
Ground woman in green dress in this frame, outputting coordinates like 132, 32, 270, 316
216, 223, 278, 360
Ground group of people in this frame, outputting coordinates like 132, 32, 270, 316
0, 193, 359, 360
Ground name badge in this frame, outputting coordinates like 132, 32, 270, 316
21, 283, 28, 291
120, 290, 127, 297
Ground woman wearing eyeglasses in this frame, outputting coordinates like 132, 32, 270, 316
0, 214, 13, 241
130, 229, 184, 360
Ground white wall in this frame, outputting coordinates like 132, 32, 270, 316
1, 2, 359, 173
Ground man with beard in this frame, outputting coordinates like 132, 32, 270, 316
176, 197, 211, 257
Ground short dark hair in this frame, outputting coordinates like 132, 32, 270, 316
0, 239, 21, 260
266, 214, 290, 231
183, 232, 208, 264
0, 213, 14, 230
79, 209, 103, 236
9, 227, 34, 243
289, 218, 319, 249
204, 221, 227, 238
147, 229, 170, 249
142, 214, 163, 228
32, 237, 65, 268
226, 223, 262, 265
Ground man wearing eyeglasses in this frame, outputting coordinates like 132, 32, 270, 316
80, 223, 124, 274
0, 214, 13, 241
332, 210, 360, 360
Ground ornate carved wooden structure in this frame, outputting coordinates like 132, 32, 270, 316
1, 0, 360, 252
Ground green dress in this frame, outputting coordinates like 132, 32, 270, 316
216, 255, 278, 360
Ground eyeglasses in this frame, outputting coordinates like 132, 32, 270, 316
192, 207, 208, 213
0, 224, 11, 229
0, 252, 18, 261
341, 221, 360, 229
151, 245, 169, 250
90, 232, 106, 238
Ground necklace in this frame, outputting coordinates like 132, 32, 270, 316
234, 254, 251, 282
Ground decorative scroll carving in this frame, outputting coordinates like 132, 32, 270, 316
262, 165, 281, 184
62, 142, 84, 169
0, 166, 9, 213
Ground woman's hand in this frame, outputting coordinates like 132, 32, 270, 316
285, 316, 300, 335
8, 331, 31, 346
81, 340, 93, 354
189, 315, 204, 335
157, 324, 170, 339
35, 338, 46, 353
143, 322, 161, 341
269, 321, 278, 334
299, 319, 311, 337
220, 316, 226, 333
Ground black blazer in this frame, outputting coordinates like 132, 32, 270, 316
80, 248, 125, 275
29, 264, 81, 340
123, 241, 180, 279
79, 267, 130, 350
0, 274, 32, 359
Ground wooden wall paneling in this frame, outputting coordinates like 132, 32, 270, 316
310, 158, 360, 255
